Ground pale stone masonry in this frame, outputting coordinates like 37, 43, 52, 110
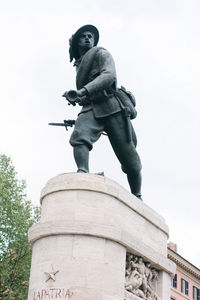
28, 173, 175, 300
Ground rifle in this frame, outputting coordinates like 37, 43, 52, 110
48, 119, 75, 131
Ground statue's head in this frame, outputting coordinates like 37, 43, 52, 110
146, 262, 151, 268
138, 257, 143, 264
69, 25, 99, 62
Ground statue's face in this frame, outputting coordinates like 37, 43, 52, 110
78, 31, 95, 49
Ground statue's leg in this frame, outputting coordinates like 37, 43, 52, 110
73, 145, 89, 173
105, 112, 142, 199
69, 110, 104, 173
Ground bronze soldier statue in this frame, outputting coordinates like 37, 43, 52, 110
63, 25, 142, 200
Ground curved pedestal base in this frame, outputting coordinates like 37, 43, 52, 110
28, 173, 175, 300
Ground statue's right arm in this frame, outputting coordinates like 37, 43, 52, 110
83, 49, 117, 96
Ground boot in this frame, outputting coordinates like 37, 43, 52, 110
127, 172, 142, 200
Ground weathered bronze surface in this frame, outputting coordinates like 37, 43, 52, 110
63, 25, 142, 199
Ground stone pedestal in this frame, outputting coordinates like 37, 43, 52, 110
28, 173, 175, 300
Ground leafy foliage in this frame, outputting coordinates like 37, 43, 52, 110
0, 154, 40, 299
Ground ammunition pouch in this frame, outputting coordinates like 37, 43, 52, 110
114, 86, 137, 119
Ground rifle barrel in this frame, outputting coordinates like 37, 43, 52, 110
49, 123, 68, 126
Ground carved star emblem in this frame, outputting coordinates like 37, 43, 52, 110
44, 265, 59, 282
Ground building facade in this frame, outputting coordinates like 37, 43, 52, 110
168, 242, 200, 300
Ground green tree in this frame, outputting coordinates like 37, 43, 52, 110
0, 154, 40, 299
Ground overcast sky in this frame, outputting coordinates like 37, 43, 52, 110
1, 0, 200, 268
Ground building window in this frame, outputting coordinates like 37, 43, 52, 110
181, 279, 189, 295
172, 274, 177, 288
193, 286, 200, 300
193, 287, 198, 300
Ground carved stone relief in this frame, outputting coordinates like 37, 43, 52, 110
125, 253, 160, 300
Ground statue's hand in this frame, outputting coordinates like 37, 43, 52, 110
62, 89, 86, 99
77, 96, 90, 106
77, 88, 87, 97
62, 88, 89, 106
77, 88, 90, 106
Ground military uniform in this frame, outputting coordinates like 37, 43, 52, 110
69, 46, 142, 198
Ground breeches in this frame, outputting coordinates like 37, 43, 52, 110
70, 110, 142, 175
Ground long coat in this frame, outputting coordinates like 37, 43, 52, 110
76, 46, 122, 118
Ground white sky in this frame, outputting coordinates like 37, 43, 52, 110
0, 0, 200, 268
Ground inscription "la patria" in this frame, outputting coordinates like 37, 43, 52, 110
32, 288, 73, 299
